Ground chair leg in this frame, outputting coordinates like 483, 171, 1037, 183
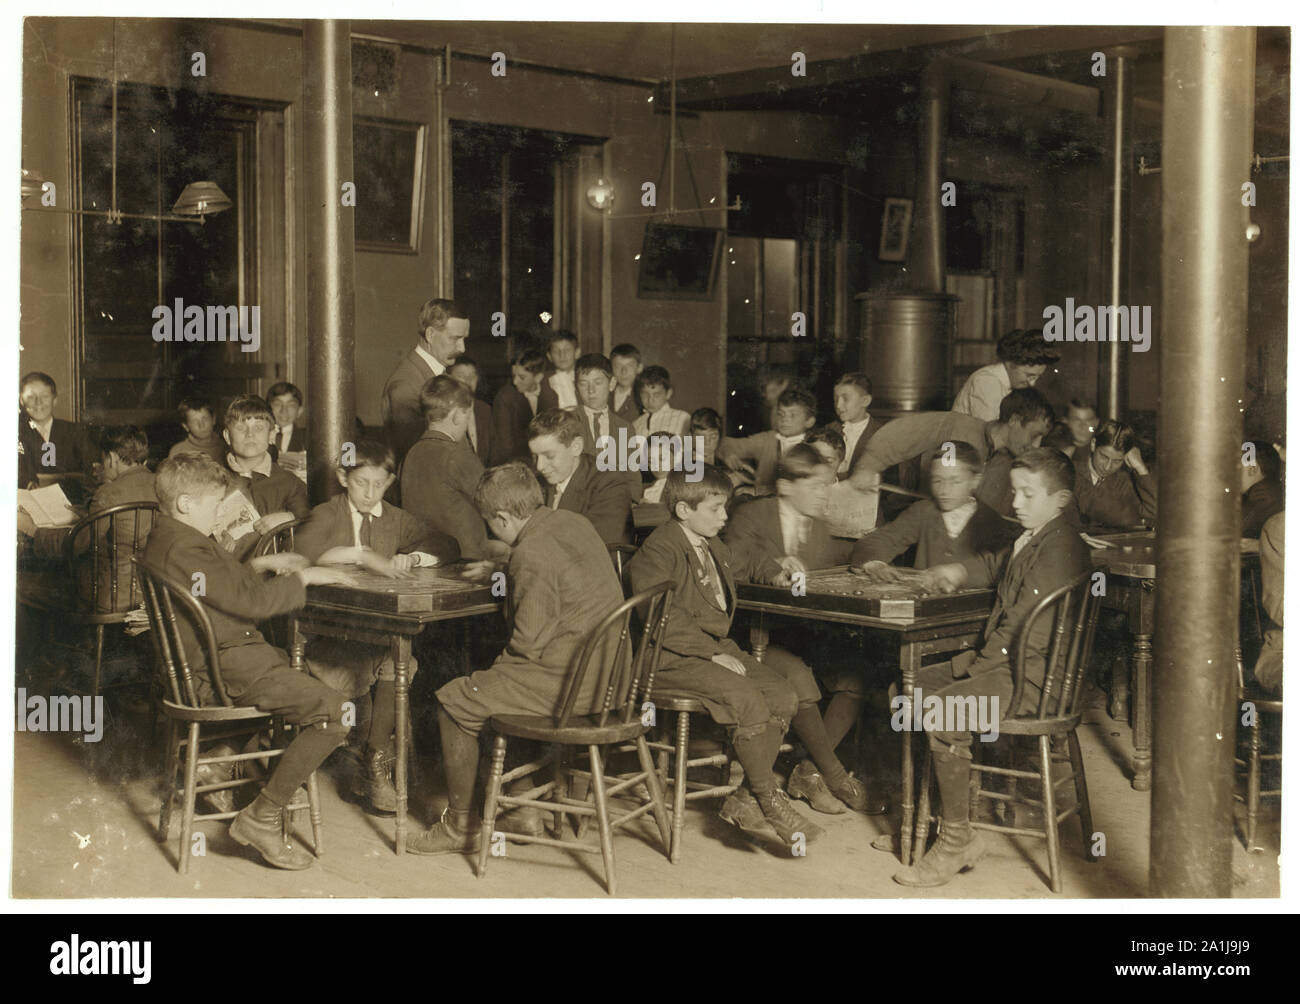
552, 743, 573, 840
912, 747, 934, 864
178, 722, 201, 875
477, 733, 508, 879
671, 711, 690, 865
1067, 731, 1095, 862
635, 735, 673, 858
588, 744, 617, 896
91, 623, 106, 703
1038, 735, 1063, 893
306, 771, 324, 857
1246, 715, 1263, 852
968, 744, 982, 823
157, 718, 178, 843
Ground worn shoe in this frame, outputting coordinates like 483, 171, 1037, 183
827, 772, 890, 816
353, 747, 397, 815
755, 788, 825, 846
892, 822, 985, 887
719, 787, 775, 839
786, 760, 847, 814
229, 794, 314, 870
497, 805, 544, 837
196, 745, 238, 815
408, 808, 482, 856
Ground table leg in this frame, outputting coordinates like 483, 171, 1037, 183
1131, 631, 1153, 792
749, 618, 768, 662
393, 636, 411, 854
900, 642, 919, 867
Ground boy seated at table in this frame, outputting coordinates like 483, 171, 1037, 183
722, 445, 885, 816
892, 447, 1089, 887
221, 394, 310, 558
80, 425, 158, 612
294, 438, 460, 813
1070, 419, 1156, 532
266, 381, 308, 482
19, 371, 96, 488
691, 408, 747, 488
639, 434, 679, 504
852, 441, 1018, 572
167, 397, 227, 466
529, 408, 634, 545
829, 372, 876, 479
142, 453, 352, 870
448, 356, 494, 464
409, 461, 627, 854
627, 465, 823, 849
575, 353, 641, 507
1240, 441, 1284, 539
610, 343, 644, 424
401, 376, 504, 561
633, 365, 692, 438
721, 388, 819, 497
491, 349, 549, 465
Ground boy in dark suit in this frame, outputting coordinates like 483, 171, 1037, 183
295, 438, 459, 812
449, 356, 494, 465
1070, 419, 1157, 532
142, 454, 352, 869
410, 461, 626, 854
721, 388, 818, 496
529, 408, 633, 545
545, 330, 580, 411
1240, 441, 1283, 539
632, 366, 691, 438
575, 353, 636, 455
81, 425, 157, 612
893, 448, 1089, 887
723, 445, 884, 816
267, 382, 308, 483
18, 371, 96, 487
628, 466, 823, 849
610, 343, 644, 424
401, 376, 505, 561
829, 372, 876, 480
491, 349, 549, 465
852, 442, 1019, 571
220, 395, 310, 559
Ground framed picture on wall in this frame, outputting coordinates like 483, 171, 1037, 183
878, 197, 913, 262
353, 116, 426, 254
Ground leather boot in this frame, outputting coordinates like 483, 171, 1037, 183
408, 807, 482, 856
786, 760, 848, 815
754, 788, 825, 846
718, 786, 775, 838
353, 747, 397, 815
230, 793, 314, 870
892, 819, 985, 887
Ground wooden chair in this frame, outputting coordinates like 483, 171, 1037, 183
59, 501, 159, 699
1234, 651, 1282, 853
477, 583, 675, 895
252, 517, 303, 558
607, 543, 638, 591
914, 570, 1102, 893
133, 555, 322, 874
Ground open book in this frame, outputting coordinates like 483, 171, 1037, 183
213, 489, 261, 553
16, 484, 78, 527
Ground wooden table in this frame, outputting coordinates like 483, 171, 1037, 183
735, 572, 994, 866
1089, 531, 1260, 792
288, 567, 502, 854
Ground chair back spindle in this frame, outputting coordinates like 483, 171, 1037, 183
1010, 570, 1101, 723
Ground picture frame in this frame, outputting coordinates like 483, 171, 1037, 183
636, 223, 725, 301
352, 116, 427, 254
878, 197, 914, 262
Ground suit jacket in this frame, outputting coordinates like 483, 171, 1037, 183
537, 380, 561, 414
491, 384, 538, 465
400, 429, 491, 559
381, 347, 439, 462
611, 385, 641, 425
1068, 448, 1157, 532
268, 424, 307, 460
722, 496, 852, 584
829, 418, 878, 481
18, 415, 96, 487
976, 449, 1016, 519
957, 513, 1090, 704
468, 399, 493, 465
1242, 478, 1284, 540
578, 407, 634, 456
490, 506, 625, 679
225, 457, 310, 524
628, 521, 741, 661
292, 493, 459, 566
1254, 510, 1284, 693
548, 452, 633, 545
851, 498, 1017, 570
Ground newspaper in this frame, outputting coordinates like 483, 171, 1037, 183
212, 489, 261, 552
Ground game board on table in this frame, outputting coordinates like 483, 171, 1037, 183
305, 566, 498, 614
737, 566, 993, 620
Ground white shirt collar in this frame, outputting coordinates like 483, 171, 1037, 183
228, 452, 273, 478
939, 499, 978, 539
552, 471, 575, 505
838, 417, 870, 472
414, 344, 446, 377
777, 498, 810, 551
28, 416, 54, 441
775, 431, 806, 450
347, 497, 383, 520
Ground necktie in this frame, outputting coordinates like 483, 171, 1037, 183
281, 426, 291, 453
360, 513, 373, 548
1012, 530, 1033, 558
466, 415, 477, 453
550, 486, 561, 510
697, 543, 726, 610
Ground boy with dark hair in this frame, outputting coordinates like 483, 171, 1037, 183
575, 353, 635, 456
168, 398, 227, 465
1240, 441, 1284, 539
294, 438, 458, 812
721, 387, 819, 496
266, 381, 307, 483
18, 371, 96, 486
221, 395, 310, 557
628, 466, 822, 848
491, 349, 551, 464
143, 454, 352, 869
723, 445, 885, 815
1070, 419, 1157, 532
1063, 399, 1099, 457
609, 343, 644, 424
410, 460, 626, 854
81, 425, 157, 611
633, 365, 691, 438
545, 330, 580, 411
953, 328, 1060, 422
401, 375, 500, 560
448, 355, 494, 464
893, 447, 1089, 887
829, 372, 876, 479
852, 441, 1017, 570
528, 408, 633, 545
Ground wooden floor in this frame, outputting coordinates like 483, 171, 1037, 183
10, 686, 1280, 900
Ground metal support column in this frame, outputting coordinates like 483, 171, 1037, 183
1100, 48, 1136, 418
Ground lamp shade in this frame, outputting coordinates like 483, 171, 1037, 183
171, 181, 233, 217
585, 177, 615, 212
